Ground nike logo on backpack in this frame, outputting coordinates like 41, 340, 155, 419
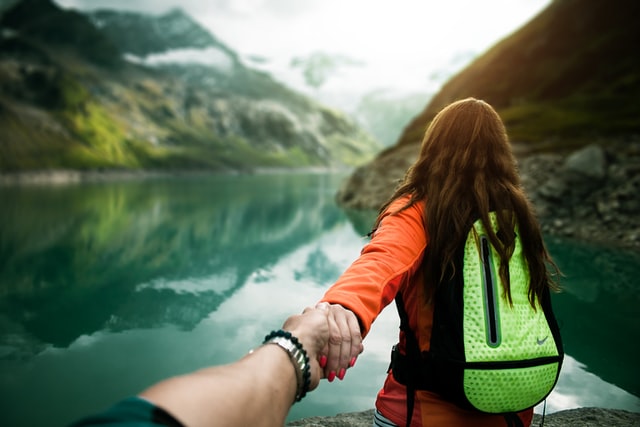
537, 336, 549, 345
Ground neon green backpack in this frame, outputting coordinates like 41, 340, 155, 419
391, 213, 563, 426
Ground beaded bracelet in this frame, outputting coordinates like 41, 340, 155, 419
263, 329, 311, 403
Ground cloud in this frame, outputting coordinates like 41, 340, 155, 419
54, 0, 312, 18
53, 0, 551, 92
55, 0, 551, 59
124, 47, 234, 71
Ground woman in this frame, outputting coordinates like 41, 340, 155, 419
318, 98, 560, 427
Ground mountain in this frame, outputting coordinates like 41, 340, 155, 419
396, 0, 640, 149
1, 0, 121, 67
337, 0, 640, 209
289, 52, 365, 90
247, 50, 446, 150
0, 0, 380, 172
89, 8, 232, 58
354, 90, 432, 147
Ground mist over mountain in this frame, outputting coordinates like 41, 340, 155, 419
0, 0, 380, 172
335, 0, 640, 252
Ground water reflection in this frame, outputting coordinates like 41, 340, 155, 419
0, 173, 346, 355
0, 174, 638, 427
547, 355, 639, 413
545, 236, 640, 398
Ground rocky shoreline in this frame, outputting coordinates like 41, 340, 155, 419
0, 169, 187, 185
337, 139, 640, 253
2, 139, 639, 254
0, 166, 346, 185
287, 407, 640, 427
518, 140, 640, 252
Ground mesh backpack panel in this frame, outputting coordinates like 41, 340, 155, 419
459, 214, 562, 412
391, 212, 564, 421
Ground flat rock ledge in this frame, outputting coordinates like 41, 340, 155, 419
287, 407, 640, 427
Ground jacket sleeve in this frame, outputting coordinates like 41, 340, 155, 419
320, 198, 427, 337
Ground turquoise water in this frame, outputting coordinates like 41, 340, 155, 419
0, 172, 638, 426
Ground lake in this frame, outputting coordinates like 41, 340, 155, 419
0, 172, 638, 427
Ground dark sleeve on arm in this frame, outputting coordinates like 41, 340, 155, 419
68, 397, 184, 427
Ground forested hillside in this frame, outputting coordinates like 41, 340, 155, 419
0, 0, 380, 172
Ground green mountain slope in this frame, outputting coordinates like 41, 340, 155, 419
0, 0, 380, 172
335, 0, 640, 211
396, 0, 640, 151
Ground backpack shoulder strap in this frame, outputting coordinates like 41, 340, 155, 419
394, 292, 421, 427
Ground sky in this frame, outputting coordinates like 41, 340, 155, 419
52, 0, 552, 96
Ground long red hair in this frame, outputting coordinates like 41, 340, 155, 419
376, 98, 559, 306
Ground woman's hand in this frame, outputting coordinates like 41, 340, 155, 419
316, 302, 363, 382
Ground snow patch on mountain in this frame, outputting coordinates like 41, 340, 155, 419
124, 46, 234, 71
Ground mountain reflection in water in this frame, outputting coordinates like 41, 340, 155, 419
0, 174, 344, 352
0, 173, 638, 427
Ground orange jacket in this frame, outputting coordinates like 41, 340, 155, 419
321, 196, 533, 427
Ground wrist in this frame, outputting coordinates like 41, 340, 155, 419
262, 330, 311, 403
282, 327, 318, 360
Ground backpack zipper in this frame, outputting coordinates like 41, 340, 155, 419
481, 235, 500, 347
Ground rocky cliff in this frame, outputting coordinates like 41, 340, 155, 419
336, 0, 640, 251
0, 0, 380, 172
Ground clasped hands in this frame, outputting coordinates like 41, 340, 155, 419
282, 302, 364, 391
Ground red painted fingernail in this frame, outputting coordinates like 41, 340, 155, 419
338, 368, 346, 380
328, 371, 336, 382
349, 357, 357, 367
319, 355, 327, 368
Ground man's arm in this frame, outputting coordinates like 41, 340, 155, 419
139, 305, 330, 427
